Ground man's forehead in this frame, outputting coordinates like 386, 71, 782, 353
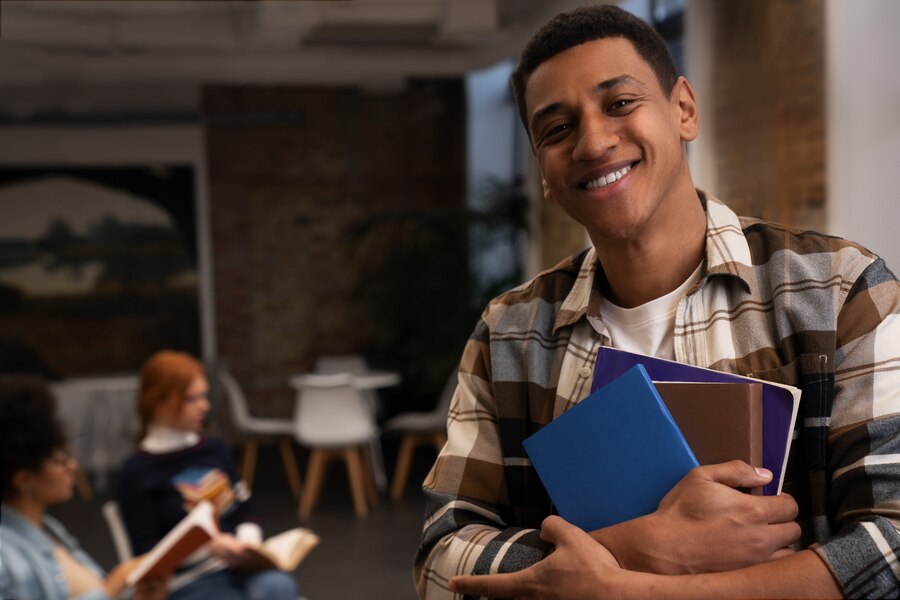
524, 39, 655, 120
527, 37, 652, 88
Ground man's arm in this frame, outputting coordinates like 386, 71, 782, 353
592, 461, 801, 574
450, 515, 843, 599
415, 323, 552, 599
416, 320, 805, 598
807, 257, 900, 597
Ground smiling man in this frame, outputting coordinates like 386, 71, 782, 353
414, 5, 900, 600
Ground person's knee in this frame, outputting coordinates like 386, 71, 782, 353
246, 570, 298, 600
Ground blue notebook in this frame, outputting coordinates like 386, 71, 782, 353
523, 364, 699, 531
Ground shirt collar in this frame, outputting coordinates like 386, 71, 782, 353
1, 504, 55, 554
553, 190, 753, 333
141, 425, 200, 453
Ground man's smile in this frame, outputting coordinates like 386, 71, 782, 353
578, 160, 640, 191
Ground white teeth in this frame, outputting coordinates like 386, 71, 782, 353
585, 165, 631, 190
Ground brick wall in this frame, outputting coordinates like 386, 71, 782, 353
707, 0, 826, 230
204, 82, 466, 418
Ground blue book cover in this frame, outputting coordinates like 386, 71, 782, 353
591, 346, 800, 496
523, 364, 699, 531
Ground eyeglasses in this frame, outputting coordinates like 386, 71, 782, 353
47, 450, 76, 467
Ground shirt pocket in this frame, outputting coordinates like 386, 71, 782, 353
751, 354, 832, 470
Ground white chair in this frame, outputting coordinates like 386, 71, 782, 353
218, 368, 302, 498
291, 373, 380, 519
313, 354, 389, 491
102, 500, 133, 563
384, 370, 455, 501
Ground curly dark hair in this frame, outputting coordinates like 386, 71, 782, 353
511, 4, 679, 137
0, 375, 67, 500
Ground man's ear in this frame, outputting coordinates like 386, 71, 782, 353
541, 177, 554, 202
673, 76, 699, 142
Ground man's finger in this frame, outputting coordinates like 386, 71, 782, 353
757, 492, 800, 523
768, 521, 802, 549
538, 515, 570, 544
695, 460, 772, 488
450, 572, 527, 598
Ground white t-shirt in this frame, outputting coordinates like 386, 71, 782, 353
596, 262, 703, 360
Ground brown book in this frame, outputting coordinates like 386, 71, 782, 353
126, 500, 219, 585
654, 382, 764, 478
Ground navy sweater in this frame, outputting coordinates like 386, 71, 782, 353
117, 437, 256, 555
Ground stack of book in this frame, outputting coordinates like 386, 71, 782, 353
523, 347, 801, 532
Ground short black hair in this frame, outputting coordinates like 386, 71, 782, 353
511, 4, 679, 135
0, 375, 67, 500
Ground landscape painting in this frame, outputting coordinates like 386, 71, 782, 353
0, 166, 200, 378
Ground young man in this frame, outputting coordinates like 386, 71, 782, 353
415, 5, 900, 599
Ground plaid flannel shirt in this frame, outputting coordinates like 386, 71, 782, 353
415, 192, 900, 599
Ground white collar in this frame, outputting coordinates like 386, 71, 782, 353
140, 425, 200, 454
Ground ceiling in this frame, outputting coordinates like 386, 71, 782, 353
0, 0, 613, 120
0, 0, 601, 86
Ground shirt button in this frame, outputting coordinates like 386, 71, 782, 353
55, 573, 66, 583
579, 366, 593, 378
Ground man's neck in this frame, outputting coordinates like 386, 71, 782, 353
593, 190, 707, 308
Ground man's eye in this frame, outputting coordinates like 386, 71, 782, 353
608, 99, 634, 112
542, 123, 572, 141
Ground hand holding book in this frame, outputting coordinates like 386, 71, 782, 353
127, 500, 319, 587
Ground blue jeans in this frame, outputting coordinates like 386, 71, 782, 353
170, 569, 298, 600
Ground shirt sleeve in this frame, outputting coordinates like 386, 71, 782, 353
812, 258, 900, 597
414, 318, 551, 599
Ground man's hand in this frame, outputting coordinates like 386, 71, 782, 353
597, 460, 800, 574
208, 532, 252, 567
450, 515, 622, 599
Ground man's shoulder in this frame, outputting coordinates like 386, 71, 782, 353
736, 214, 881, 275
739, 215, 872, 254
487, 248, 589, 310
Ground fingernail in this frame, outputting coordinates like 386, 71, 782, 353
755, 467, 772, 479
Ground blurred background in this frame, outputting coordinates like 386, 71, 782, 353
1, 0, 898, 598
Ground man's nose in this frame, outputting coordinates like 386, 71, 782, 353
572, 115, 619, 161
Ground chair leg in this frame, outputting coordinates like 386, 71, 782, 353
241, 439, 259, 488
299, 448, 329, 520
390, 433, 417, 502
74, 464, 94, 502
360, 444, 379, 508
344, 447, 369, 518
278, 437, 303, 498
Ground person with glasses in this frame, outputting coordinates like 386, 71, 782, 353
0, 375, 167, 600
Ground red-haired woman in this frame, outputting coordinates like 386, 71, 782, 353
117, 351, 298, 600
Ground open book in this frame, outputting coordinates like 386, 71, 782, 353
126, 500, 219, 585
238, 528, 320, 572
127, 501, 320, 586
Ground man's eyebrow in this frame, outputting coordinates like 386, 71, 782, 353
529, 75, 647, 133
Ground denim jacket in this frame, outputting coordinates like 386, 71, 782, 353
0, 504, 109, 600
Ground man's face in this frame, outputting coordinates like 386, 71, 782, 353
525, 37, 698, 246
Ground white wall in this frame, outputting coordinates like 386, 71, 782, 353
827, 0, 900, 271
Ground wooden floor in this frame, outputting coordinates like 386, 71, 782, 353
51, 441, 435, 600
